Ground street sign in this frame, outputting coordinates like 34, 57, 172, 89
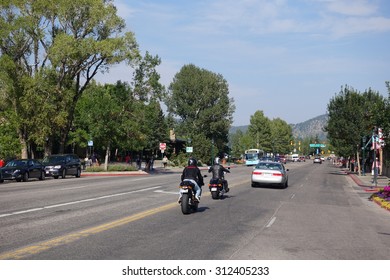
309, 144, 326, 148
186, 147, 193, 153
88, 140, 93, 147
159, 143, 166, 150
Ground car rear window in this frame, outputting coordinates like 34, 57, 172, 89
256, 163, 282, 170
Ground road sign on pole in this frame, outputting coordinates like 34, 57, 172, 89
309, 144, 326, 148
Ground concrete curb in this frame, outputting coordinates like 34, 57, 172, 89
80, 164, 238, 177
81, 171, 149, 176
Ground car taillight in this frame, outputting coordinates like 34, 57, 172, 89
272, 173, 282, 176
252, 171, 262, 175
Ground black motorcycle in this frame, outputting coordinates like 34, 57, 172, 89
208, 178, 225, 199
178, 181, 199, 214
208, 167, 230, 199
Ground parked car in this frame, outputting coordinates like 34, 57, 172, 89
313, 156, 322, 164
42, 154, 81, 179
251, 161, 289, 188
0, 159, 45, 183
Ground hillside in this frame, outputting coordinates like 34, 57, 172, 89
230, 114, 328, 140
291, 114, 328, 140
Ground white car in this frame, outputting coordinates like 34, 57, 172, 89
251, 161, 289, 188
313, 157, 322, 164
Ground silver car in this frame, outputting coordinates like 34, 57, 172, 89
313, 156, 322, 164
251, 161, 289, 188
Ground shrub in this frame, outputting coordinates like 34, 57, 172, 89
85, 164, 138, 172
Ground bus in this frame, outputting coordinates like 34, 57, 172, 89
244, 149, 265, 166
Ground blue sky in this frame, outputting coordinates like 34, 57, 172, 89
97, 0, 390, 126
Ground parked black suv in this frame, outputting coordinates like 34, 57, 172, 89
42, 154, 81, 179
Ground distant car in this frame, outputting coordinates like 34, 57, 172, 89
251, 161, 289, 188
0, 159, 45, 183
298, 156, 306, 162
274, 156, 287, 164
279, 157, 287, 164
42, 154, 81, 179
313, 157, 322, 164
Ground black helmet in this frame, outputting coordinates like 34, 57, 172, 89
188, 157, 197, 166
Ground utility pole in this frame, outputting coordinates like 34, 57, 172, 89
372, 126, 378, 188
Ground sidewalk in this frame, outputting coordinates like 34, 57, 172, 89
345, 169, 390, 213
348, 170, 389, 191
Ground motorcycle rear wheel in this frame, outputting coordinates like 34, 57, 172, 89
211, 191, 219, 200
181, 193, 191, 214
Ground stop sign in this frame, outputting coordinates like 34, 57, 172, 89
159, 143, 166, 150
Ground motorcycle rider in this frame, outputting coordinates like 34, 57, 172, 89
208, 156, 230, 192
179, 157, 204, 203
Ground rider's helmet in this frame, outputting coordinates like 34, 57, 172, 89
214, 157, 220, 164
188, 157, 197, 166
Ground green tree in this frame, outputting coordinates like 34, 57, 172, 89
270, 118, 292, 155
73, 51, 167, 169
230, 129, 253, 160
325, 85, 386, 157
0, 120, 20, 160
130, 52, 168, 157
0, 0, 139, 158
248, 110, 272, 153
165, 64, 235, 163
74, 82, 135, 169
132, 52, 166, 102
141, 100, 168, 156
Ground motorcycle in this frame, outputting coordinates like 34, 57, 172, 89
178, 181, 199, 214
208, 178, 225, 199
208, 168, 230, 200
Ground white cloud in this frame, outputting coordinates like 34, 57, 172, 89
325, 0, 378, 16
330, 16, 390, 37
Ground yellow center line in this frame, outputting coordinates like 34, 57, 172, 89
0, 202, 177, 260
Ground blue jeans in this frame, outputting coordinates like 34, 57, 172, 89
181, 179, 202, 198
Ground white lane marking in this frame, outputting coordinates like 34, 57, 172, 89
154, 190, 179, 195
290, 193, 296, 199
266, 216, 277, 228
58, 185, 90, 191
0, 186, 161, 219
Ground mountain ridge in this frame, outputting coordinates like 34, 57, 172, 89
230, 114, 328, 140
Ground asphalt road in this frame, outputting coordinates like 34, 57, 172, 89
0, 161, 389, 260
